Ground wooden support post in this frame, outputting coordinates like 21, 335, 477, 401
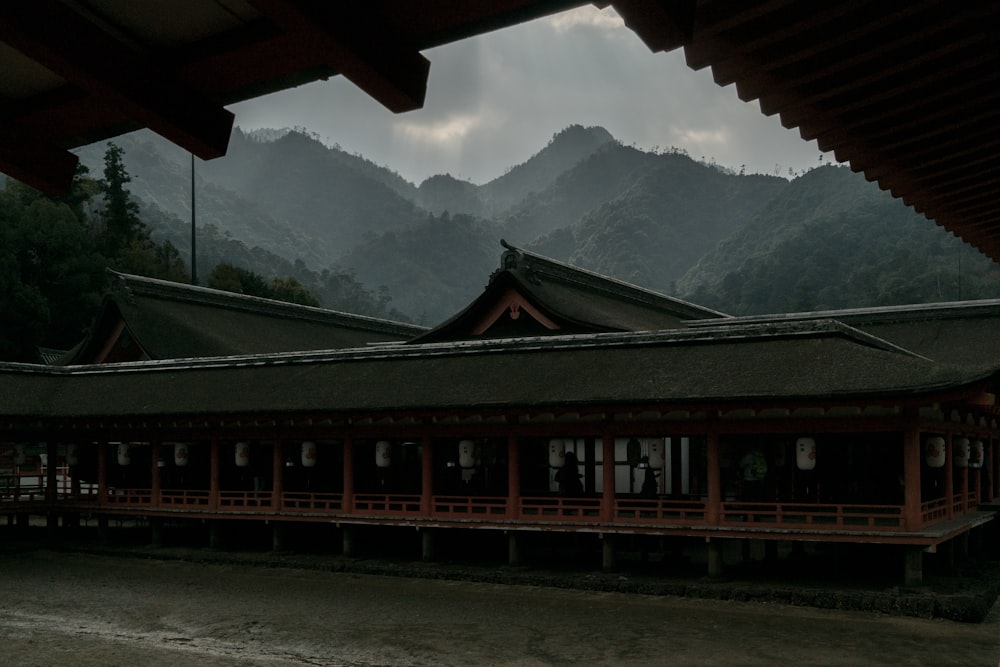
421, 528, 434, 562
209, 521, 223, 550
342, 437, 354, 513
944, 433, 955, 520
272, 441, 283, 512
421, 436, 433, 515
272, 523, 286, 552
601, 434, 615, 522
902, 422, 922, 530
209, 439, 220, 510
150, 517, 163, 547
342, 524, 355, 557
507, 434, 520, 519
508, 531, 521, 566
707, 538, 724, 578
602, 533, 616, 571
706, 431, 721, 525
903, 546, 923, 587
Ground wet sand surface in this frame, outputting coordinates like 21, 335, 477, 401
1, 550, 997, 666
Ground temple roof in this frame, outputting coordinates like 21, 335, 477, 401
410, 241, 727, 343
61, 270, 425, 364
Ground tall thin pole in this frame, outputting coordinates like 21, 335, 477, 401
190, 153, 197, 285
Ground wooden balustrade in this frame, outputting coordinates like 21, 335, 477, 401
615, 498, 706, 523
105, 488, 153, 505
519, 495, 602, 521
352, 493, 422, 514
721, 501, 904, 529
160, 489, 211, 508
218, 490, 272, 509
431, 495, 507, 517
282, 492, 343, 512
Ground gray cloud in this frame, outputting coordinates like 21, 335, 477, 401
231, 6, 825, 185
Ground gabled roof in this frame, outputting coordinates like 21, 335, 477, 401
410, 241, 728, 343
62, 271, 426, 364
2, 319, 994, 424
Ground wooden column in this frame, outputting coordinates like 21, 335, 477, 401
902, 423, 922, 530
342, 436, 354, 513
506, 434, 520, 519
209, 439, 220, 510
272, 441, 283, 511
421, 436, 433, 515
706, 431, 721, 525
97, 442, 108, 504
151, 441, 162, 505
601, 434, 615, 522
960, 439, 970, 513
944, 433, 954, 520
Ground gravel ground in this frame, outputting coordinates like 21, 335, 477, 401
0, 546, 998, 666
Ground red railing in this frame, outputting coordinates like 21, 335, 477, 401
160, 489, 211, 508
922, 497, 949, 523
720, 501, 905, 530
282, 492, 343, 512
105, 488, 153, 506
432, 495, 508, 517
352, 493, 422, 514
218, 490, 272, 509
615, 498, 706, 523
520, 496, 602, 521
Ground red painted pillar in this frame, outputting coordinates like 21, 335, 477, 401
601, 434, 615, 522
706, 431, 721, 525
903, 424, 922, 530
97, 443, 108, 504
944, 433, 954, 520
421, 436, 433, 515
209, 439, 220, 510
272, 441, 283, 511
151, 441, 161, 505
342, 436, 354, 513
507, 434, 520, 519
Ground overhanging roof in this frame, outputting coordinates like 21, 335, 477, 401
1, 1, 999, 258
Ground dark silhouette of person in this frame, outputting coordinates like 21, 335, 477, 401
556, 452, 584, 496
640, 460, 658, 497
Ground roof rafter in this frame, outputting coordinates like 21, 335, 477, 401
0, 1, 234, 161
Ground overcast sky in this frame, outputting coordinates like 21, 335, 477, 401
230, 5, 826, 186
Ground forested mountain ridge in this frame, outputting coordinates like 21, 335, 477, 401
63, 124, 1000, 329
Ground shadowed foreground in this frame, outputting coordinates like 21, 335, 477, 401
0, 549, 997, 666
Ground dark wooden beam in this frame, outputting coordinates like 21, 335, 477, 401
0, 121, 78, 195
0, 1, 234, 160
248, 0, 429, 113
612, 0, 696, 53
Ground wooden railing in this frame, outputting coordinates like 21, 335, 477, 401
615, 498, 706, 523
218, 490, 272, 509
352, 493, 422, 514
160, 489, 211, 508
105, 488, 153, 506
720, 501, 905, 530
922, 497, 949, 523
432, 495, 507, 517
282, 492, 343, 512
520, 495, 602, 521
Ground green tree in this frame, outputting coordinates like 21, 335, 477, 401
98, 143, 144, 257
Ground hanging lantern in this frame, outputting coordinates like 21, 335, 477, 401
301, 441, 317, 468
13, 443, 26, 465
647, 439, 665, 469
970, 440, 984, 469
796, 437, 816, 471
66, 443, 79, 466
235, 441, 250, 467
375, 440, 392, 468
548, 439, 566, 468
174, 443, 190, 467
924, 436, 946, 468
117, 443, 131, 466
458, 440, 476, 468
954, 437, 970, 468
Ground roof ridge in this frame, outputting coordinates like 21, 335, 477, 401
687, 298, 1000, 327
498, 241, 728, 320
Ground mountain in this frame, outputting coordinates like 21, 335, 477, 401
676, 165, 1000, 314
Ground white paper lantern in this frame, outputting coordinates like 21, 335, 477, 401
548, 439, 566, 468
235, 442, 250, 467
796, 437, 816, 471
925, 436, 946, 468
174, 443, 190, 467
301, 441, 317, 468
375, 440, 392, 468
647, 439, 665, 469
458, 440, 476, 468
